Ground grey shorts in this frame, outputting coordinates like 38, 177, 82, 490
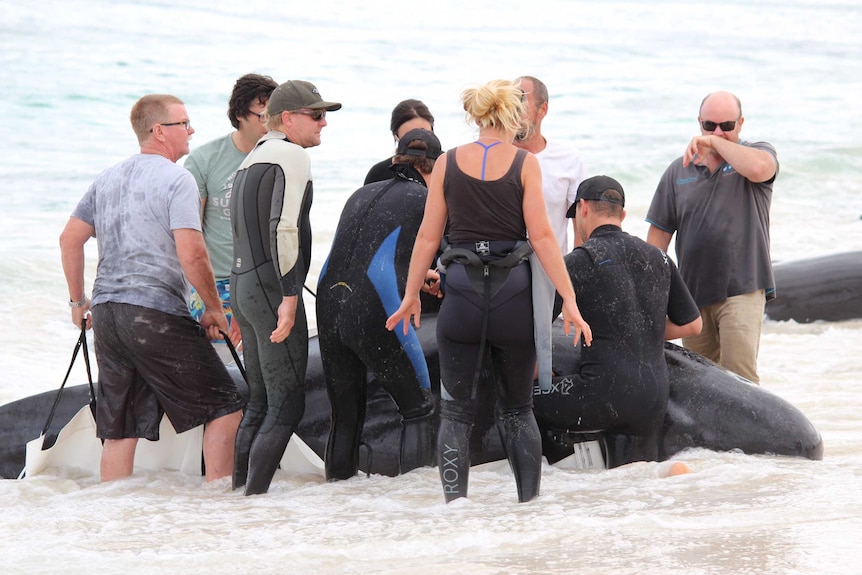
91, 302, 245, 440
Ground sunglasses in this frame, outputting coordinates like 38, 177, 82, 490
701, 119, 737, 132
291, 109, 327, 121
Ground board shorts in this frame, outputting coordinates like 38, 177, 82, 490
188, 279, 234, 343
91, 302, 245, 440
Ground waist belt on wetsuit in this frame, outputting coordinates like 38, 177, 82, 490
437, 239, 534, 399
438, 240, 533, 299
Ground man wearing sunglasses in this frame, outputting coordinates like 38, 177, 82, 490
514, 75, 588, 389
514, 76, 587, 255
229, 80, 341, 495
646, 91, 779, 384
184, 73, 278, 348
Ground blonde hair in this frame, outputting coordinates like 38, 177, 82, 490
460, 79, 525, 135
265, 111, 282, 131
129, 94, 184, 145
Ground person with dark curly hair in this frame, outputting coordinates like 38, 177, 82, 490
184, 73, 278, 345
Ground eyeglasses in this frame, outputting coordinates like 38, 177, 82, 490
291, 109, 327, 121
149, 120, 191, 133
247, 110, 266, 122
701, 119, 737, 132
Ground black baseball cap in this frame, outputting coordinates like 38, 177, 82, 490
566, 175, 626, 218
396, 128, 442, 160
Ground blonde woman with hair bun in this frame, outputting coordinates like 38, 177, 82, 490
387, 79, 592, 504
460, 79, 524, 136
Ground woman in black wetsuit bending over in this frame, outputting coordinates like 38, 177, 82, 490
386, 79, 592, 503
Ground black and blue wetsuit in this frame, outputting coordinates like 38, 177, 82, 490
534, 224, 700, 466
317, 165, 437, 480
229, 132, 313, 495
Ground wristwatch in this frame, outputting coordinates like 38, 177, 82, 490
69, 296, 89, 308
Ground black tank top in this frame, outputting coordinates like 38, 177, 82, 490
444, 147, 528, 244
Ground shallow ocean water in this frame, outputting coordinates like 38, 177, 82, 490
1, 1, 860, 573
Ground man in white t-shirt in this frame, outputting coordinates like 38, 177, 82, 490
513, 76, 588, 388
514, 76, 587, 254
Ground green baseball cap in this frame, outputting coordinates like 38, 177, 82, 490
267, 80, 342, 115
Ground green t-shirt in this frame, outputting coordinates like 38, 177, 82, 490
184, 133, 247, 279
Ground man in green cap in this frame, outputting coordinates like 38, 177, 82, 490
229, 80, 341, 495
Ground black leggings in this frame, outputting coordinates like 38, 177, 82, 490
436, 261, 542, 502
318, 284, 433, 480
231, 267, 308, 495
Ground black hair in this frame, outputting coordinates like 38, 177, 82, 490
228, 73, 278, 129
389, 99, 435, 136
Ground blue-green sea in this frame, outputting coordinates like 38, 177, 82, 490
1, 1, 860, 573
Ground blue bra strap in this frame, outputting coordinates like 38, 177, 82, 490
473, 140, 502, 180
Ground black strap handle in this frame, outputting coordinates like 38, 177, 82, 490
39, 321, 95, 446
219, 330, 247, 383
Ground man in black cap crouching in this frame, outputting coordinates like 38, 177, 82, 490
533, 175, 703, 467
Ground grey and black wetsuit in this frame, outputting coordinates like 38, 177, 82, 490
229, 131, 313, 495
317, 164, 437, 480
534, 224, 700, 466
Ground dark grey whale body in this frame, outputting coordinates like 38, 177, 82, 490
0, 317, 823, 479
766, 251, 862, 323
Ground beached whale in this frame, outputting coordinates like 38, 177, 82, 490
766, 250, 862, 323
0, 317, 823, 479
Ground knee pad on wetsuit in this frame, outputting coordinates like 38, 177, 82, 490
497, 403, 533, 419
439, 398, 476, 425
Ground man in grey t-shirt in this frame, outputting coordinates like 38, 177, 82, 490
646, 91, 778, 384
59, 94, 243, 483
